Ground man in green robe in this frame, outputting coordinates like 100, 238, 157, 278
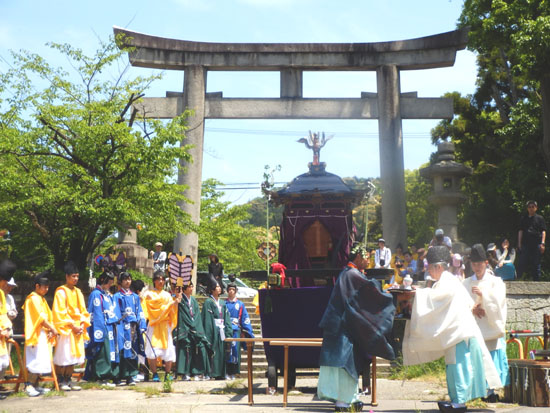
174, 282, 211, 380
201, 277, 232, 380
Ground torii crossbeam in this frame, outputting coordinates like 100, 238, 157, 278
115, 26, 468, 274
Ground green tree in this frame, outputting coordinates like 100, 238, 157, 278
342, 176, 381, 247
246, 197, 284, 230
426, 0, 550, 252
431, 94, 548, 246
345, 174, 435, 249
460, 0, 550, 172
197, 179, 266, 273
404, 169, 437, 247
0, 36, 192, 271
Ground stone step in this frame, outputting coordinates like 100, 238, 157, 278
195, 296, 256, 305
238, 353, 267, 361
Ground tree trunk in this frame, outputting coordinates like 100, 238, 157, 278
54, 254, 65, 273
541, 76, 550, 175
68, 237, 88, 272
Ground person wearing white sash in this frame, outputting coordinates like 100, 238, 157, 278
201, 276, 231, 380
398, 246, 501, 413
463, 244, 509, 402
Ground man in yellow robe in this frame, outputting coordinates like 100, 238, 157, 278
52, 261, 90, 391
23, 271, 58, 396
142, 271, 179, 382
0, 260, 15, 400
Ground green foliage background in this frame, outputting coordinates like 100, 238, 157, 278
196, 179, 266, 273
0, 35, 192, 272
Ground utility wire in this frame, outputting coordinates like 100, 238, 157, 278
205, 127, 432, 139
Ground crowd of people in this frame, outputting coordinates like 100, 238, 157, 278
371, 200, 547, 286
0, 252, 254, 399
0, 200, 544, 411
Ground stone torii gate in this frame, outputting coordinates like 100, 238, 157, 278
114, 26, 467, 271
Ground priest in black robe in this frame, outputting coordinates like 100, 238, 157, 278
317, 243, 396, 412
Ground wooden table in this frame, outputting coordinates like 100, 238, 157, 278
224, 337, 322, 405
269, 339, 378, 408
225, 337, 377, 407
268, 339, 322, 407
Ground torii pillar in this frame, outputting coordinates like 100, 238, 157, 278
377, 65, 406, 249
115, 26, 468, 265
173, 66, 206, 263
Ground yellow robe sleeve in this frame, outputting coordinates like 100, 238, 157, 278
23, 292, 53, 346
52, 286, 90, 359
140, 296, 148, 321
52, 286, 90, 335
144, 290, 176, 349
0, 290, 11, 356
52, 287, 73, 335
145, 290, 175, 326
75, 288, 91, 331
0, 290, 10, 329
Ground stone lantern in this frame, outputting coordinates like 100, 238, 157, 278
420, 141, 472, 245
115, 227, 154, 277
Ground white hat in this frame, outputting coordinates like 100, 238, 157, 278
452, 253, 462, 267
155, 242, 163, 247
7, 277, 16, 287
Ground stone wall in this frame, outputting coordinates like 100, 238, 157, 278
506, 281, 550, 331
390, 281, 550, 355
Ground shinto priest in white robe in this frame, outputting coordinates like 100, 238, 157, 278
402, 271, 502, 391
463, 268, 509, 386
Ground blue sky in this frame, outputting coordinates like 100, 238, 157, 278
0, 0, 476, 204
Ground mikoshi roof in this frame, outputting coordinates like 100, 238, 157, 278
269, 163, 366, 204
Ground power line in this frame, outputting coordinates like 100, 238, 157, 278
204, 127, 433, 139
213, 187, 261, 190
214, 182, 287, 186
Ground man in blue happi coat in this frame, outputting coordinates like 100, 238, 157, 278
317, 242, 396, 412
113, 272, 147, 386
225, 283, 254, 380
84, 271, 120, 386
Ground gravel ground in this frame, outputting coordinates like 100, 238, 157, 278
0, 377, 546, 413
